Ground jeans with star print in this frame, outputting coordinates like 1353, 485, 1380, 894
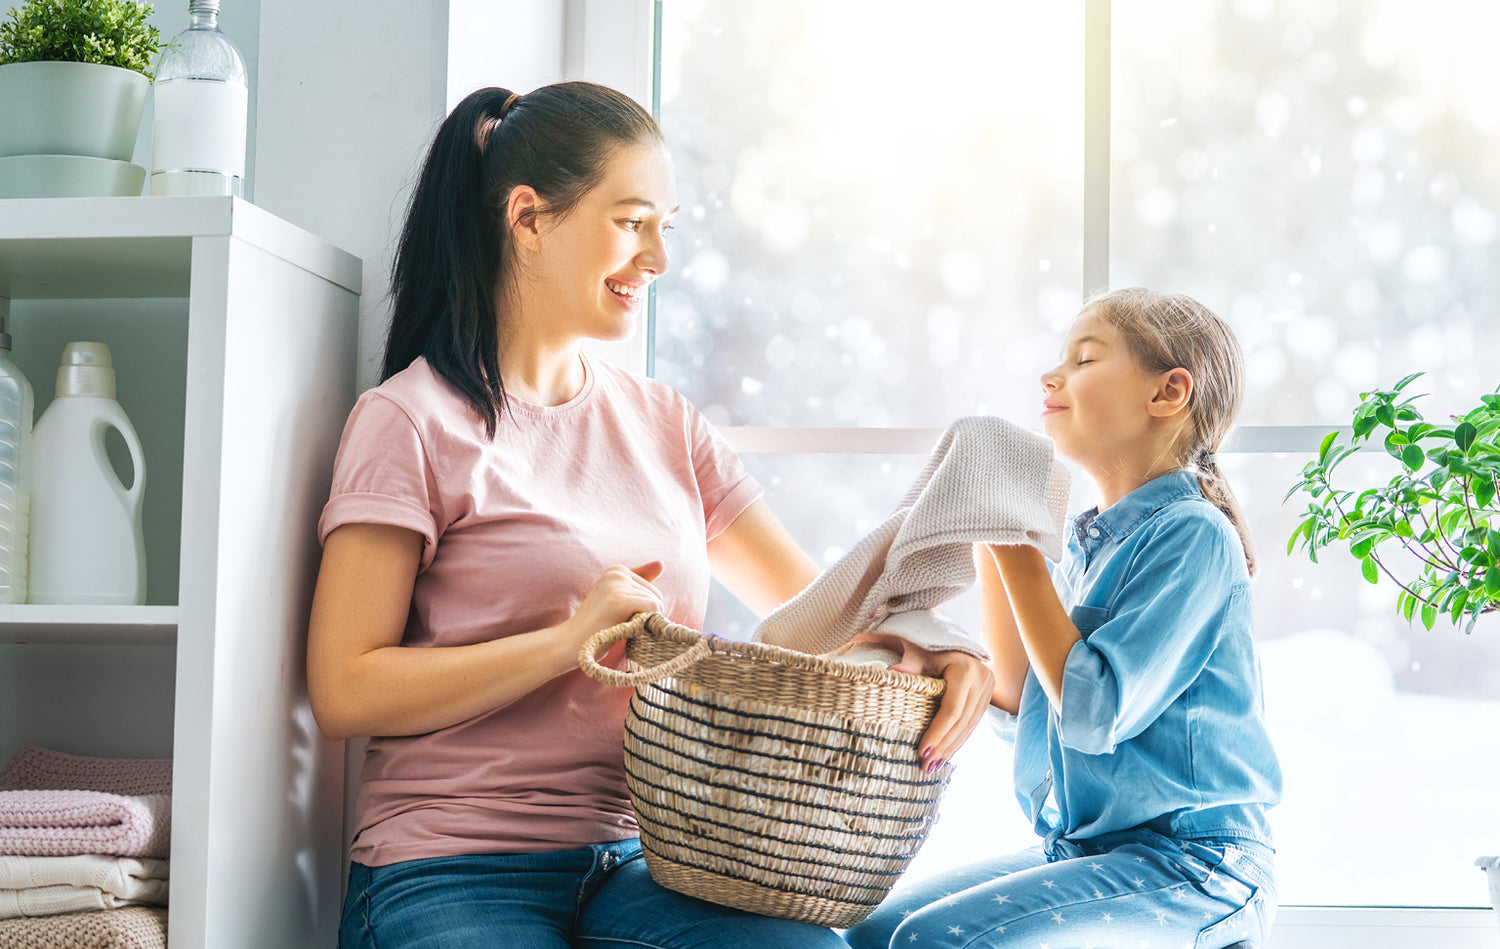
843, 828, 1275, 949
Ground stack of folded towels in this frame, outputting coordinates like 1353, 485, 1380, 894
0, 746, 170, 949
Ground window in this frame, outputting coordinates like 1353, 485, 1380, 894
649, 0, 1500, 914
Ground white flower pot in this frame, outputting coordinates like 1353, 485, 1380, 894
0, 60, 149, 162
1480, 857, 1500, 932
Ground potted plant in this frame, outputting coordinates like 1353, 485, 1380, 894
1285, 372, 1500, 633
1287, 374, 1500, 929
0, 0, 164, 197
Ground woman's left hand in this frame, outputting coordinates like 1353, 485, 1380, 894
850, 634, 996, 772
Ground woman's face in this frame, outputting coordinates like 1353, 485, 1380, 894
528, 143, 677, 343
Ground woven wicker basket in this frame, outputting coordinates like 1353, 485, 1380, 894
578, 612, 952, 929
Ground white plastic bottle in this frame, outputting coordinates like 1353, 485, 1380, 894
28, 343, 146, 605
0, 329, 34, 604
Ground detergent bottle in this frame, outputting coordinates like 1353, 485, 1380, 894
28, 342, 146, 605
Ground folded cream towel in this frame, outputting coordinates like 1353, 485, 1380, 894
0, 904, 167, 949
0, 855, 168, 900
0, 879, 169, 920
755, 416, 1069, 659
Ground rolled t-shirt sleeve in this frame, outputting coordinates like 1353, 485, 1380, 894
1057, 514, 1243, 755
687, 409, 762, 541
318, 392, 443, 569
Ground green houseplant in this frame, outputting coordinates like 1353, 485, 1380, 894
0, 0, 164, 197
1286, 373, 1500, 633
0, 0, 162, 77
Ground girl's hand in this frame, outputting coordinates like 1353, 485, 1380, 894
564, 562, 666, 654
851, 633, 996, 772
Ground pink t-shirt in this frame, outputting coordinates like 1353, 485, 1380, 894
317, 355, 761, 865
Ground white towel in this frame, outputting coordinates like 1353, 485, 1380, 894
0, 879, 168, 919
754, 416, 1069, 659
0, 854, 168, 900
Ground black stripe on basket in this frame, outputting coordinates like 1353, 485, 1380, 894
638, 681, 926, 753
622, 719, 945, 818
631, 688, 936, 779
621, 754, 940, 834
630, 792, 922, 879
638, 835, 890, 905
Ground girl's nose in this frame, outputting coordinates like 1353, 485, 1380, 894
1040, 366, 1061, 390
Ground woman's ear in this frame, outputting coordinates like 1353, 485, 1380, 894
1148, 367, 1194, 418
507, 185, 543, 251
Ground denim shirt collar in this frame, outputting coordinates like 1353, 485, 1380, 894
1072, 469, 1201, 555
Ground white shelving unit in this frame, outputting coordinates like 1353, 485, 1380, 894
0, 196, 359, 949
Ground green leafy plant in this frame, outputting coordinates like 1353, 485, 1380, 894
1286, 373, 1500, 633
0, 0, 163, 80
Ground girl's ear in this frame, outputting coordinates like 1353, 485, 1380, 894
1148, 367, 1194, 418
507, 185, 543, 251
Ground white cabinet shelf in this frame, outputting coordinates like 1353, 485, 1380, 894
0, 196, 359, 949
0, 605, 179, 645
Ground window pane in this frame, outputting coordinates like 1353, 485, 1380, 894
1111, 0, 1500, 425
656, 0, 1085, 427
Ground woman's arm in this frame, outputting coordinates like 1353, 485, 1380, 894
986, 544, 1080, 710
306, 522, 665, 740
976, 543, 1031, 714
706, 498, 821, 614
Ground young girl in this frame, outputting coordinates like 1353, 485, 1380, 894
846, 288, 1283, 949
306, 82, 990, 949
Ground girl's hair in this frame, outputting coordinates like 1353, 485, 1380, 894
1085, 286, 1257, 575
383, 82, 665, 436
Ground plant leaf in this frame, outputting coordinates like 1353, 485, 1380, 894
1361, 556, 1379, 584
1456, 421, 1478, 452
1421, 602, 1438, 630
1401, 444, 1425, 470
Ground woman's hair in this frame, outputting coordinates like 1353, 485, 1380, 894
383, 82, 665, 435
1084, 286, 1257, 575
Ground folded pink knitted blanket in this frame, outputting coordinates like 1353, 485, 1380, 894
0, 905, 166, 949
0, 749, 172, 860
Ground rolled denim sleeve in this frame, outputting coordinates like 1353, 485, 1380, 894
1055, 512, 1245, 755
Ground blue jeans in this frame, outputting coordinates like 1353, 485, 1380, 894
843, 830, 1276, 949
339, 837, 848, 949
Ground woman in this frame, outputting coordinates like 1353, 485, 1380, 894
307, 81, 992, 949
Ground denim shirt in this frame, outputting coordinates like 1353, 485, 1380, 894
991, 469, 1282, 850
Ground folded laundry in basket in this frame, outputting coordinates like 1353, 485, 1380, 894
0, 904, 167, 949
0, 855, 168, 903
755, 416, 1069, 660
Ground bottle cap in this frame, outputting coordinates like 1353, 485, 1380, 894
55, 342, 116, 399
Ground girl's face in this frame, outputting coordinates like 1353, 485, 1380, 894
527, 143, 677, 342
1040, 310, 1164, 469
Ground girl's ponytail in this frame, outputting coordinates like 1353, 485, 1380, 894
1195, 455, 1257, 577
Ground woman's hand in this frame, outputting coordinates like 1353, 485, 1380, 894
562, 562, 666, 656
850, 633, 996, 772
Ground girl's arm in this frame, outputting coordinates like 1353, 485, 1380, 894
975, 543, 1031, 714
306, 522, 665, 741
986, 543, 1080, 710
710, 499, 994, 768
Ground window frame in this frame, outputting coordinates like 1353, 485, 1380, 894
569, 0, 1498, 940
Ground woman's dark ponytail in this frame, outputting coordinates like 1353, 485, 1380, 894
383, 82, 663, 436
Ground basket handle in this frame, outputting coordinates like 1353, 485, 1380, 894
578, 613, 714, 688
